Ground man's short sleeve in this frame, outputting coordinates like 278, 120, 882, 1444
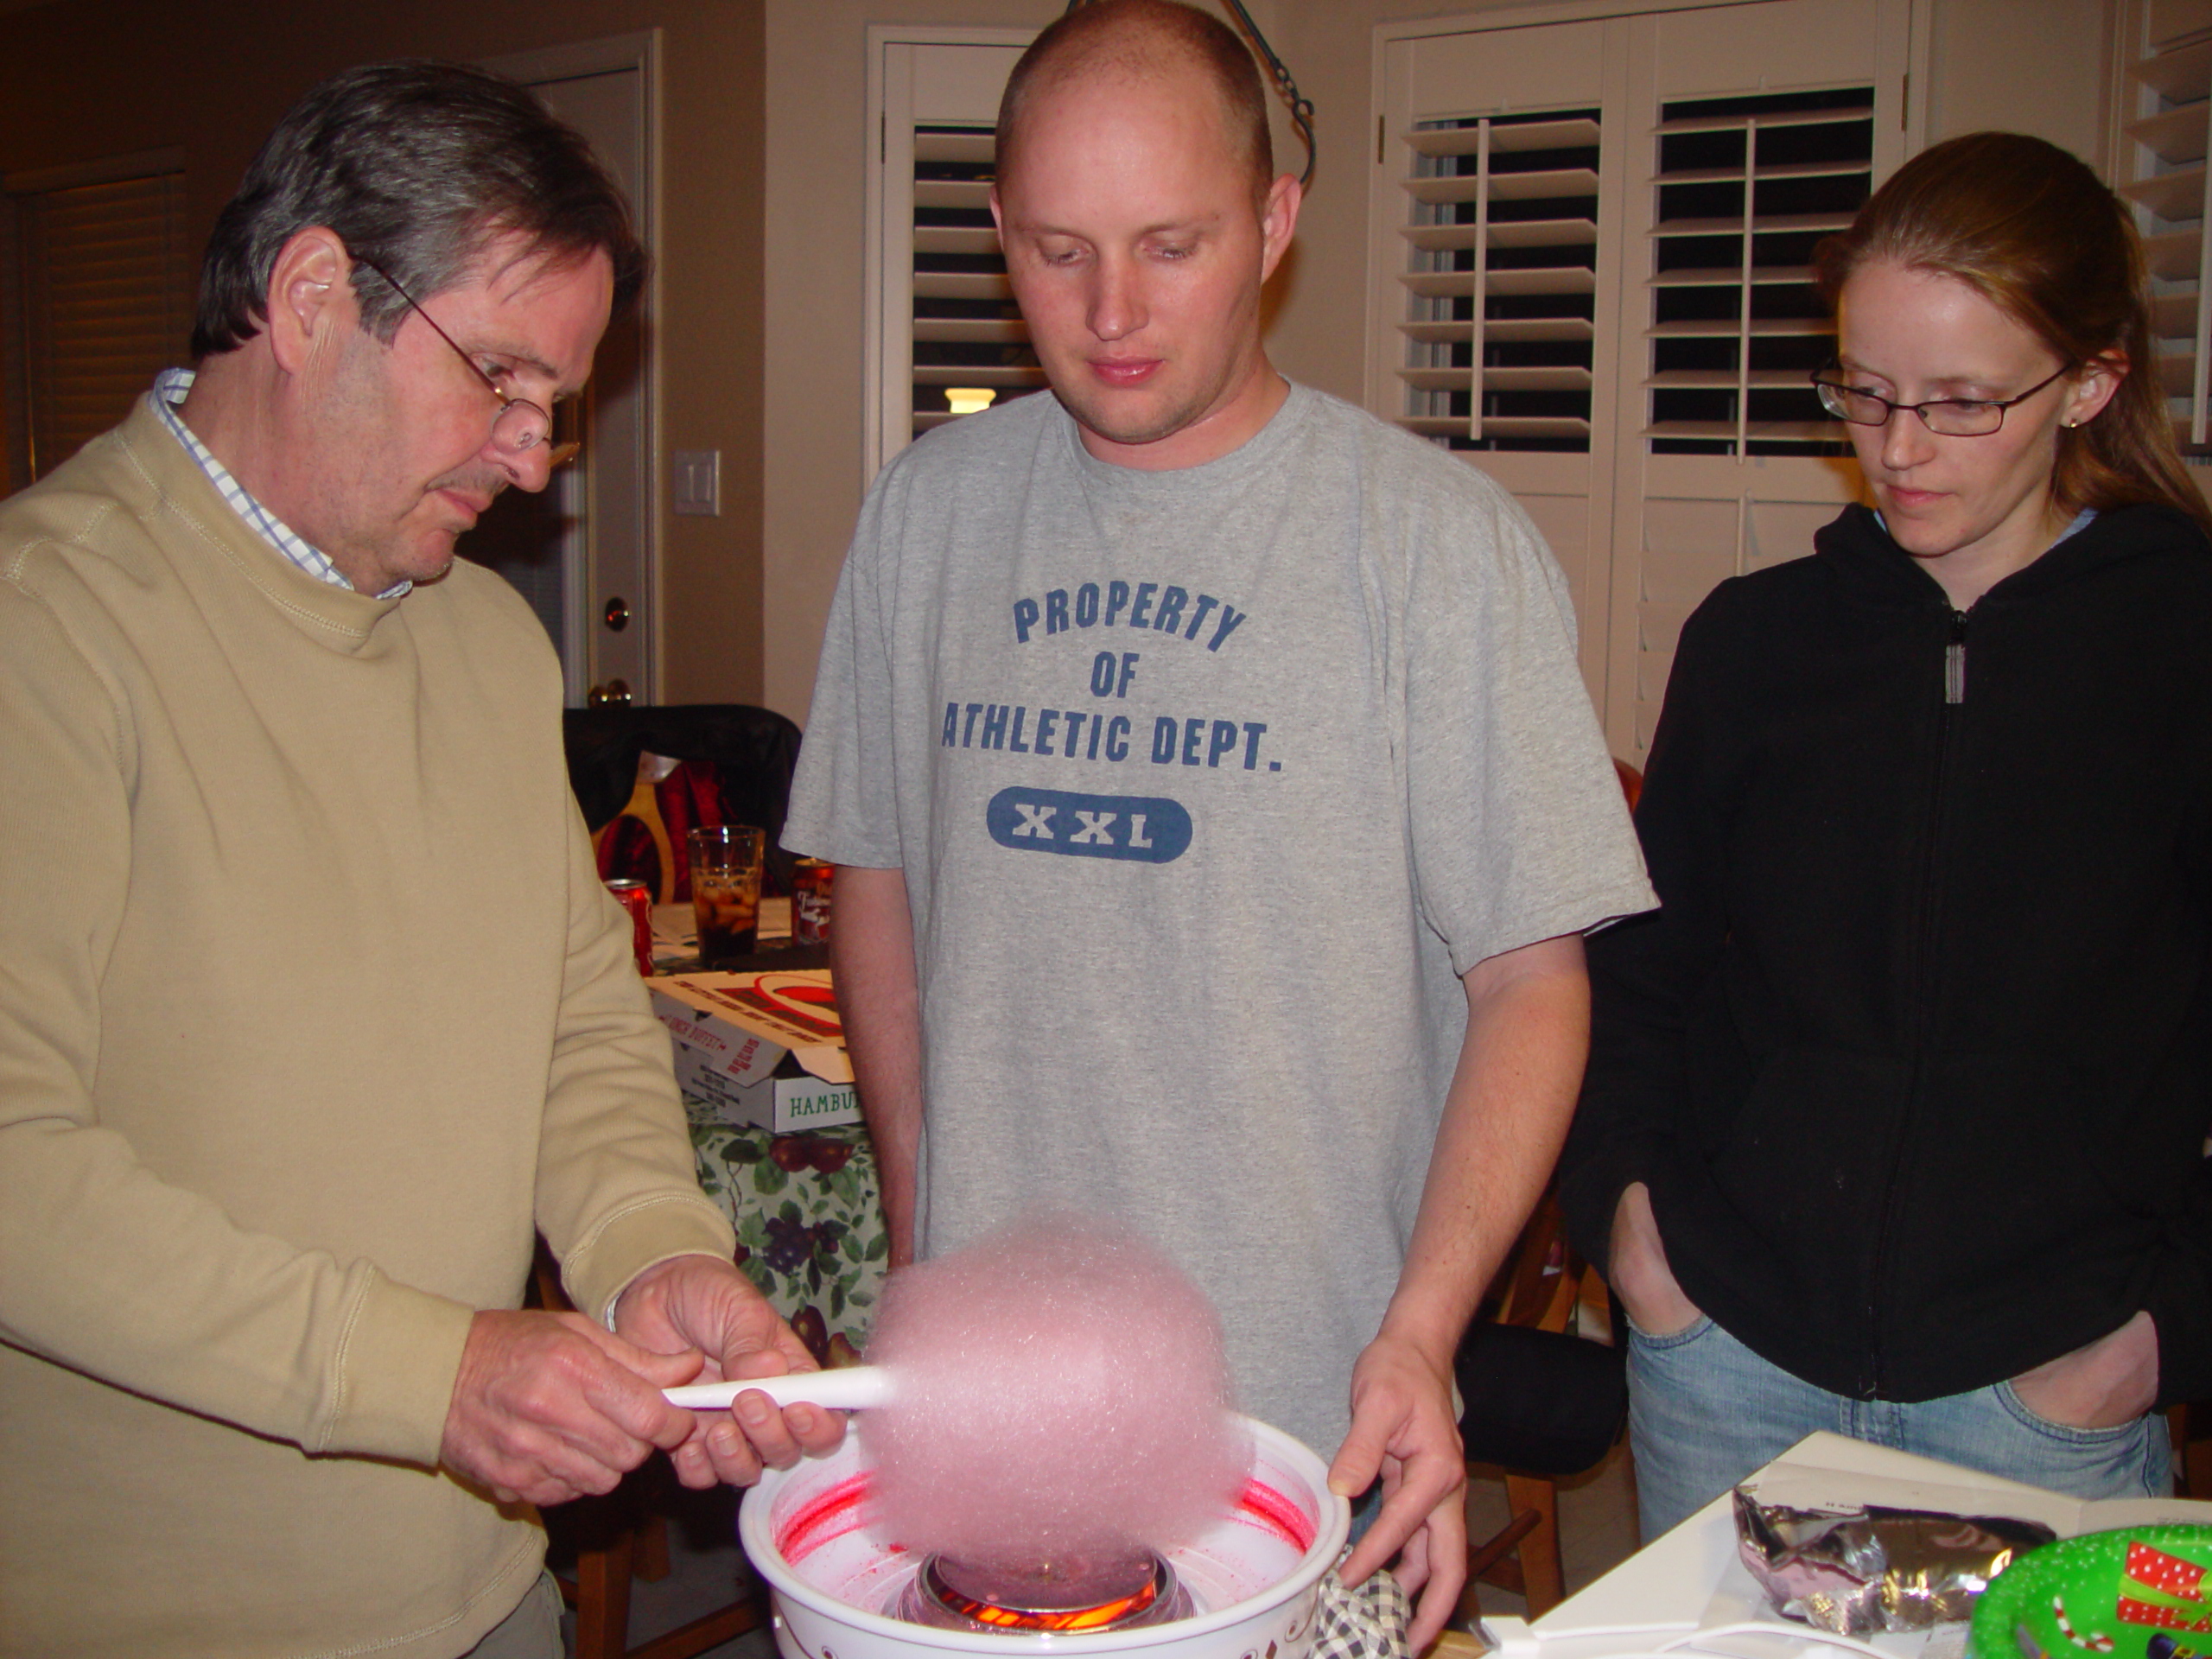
1396, 465, 1653, 974
785, 474, 906, 868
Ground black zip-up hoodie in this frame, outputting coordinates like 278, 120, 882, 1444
1563, 502, 2212, 1408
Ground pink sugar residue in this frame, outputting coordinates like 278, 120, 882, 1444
1234, 1480, 1315, 1553
777, 1471, 875, 1563
863, 1211, 1249, 1573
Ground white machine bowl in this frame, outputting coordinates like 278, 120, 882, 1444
739, 1415, 1351, 1659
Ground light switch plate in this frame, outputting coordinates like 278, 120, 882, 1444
672, 449, 721, 517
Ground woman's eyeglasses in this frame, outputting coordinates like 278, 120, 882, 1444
1809, 363, 2073, 437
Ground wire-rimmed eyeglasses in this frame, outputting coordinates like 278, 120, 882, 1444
1809, 363, 2073, 437
354, 257, 580, 468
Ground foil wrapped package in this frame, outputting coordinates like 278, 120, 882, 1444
1734, 1487, 2056, 1635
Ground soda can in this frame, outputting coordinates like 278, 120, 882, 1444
605, 878, 657, 976
793, 858, 835, 944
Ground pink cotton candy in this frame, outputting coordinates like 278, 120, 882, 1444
863, 1211, 1249, 1573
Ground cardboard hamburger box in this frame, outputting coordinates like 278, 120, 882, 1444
647, 969, 861, 1133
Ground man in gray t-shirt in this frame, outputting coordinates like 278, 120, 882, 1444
783, 3, 1652, 1643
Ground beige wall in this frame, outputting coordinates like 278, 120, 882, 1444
757, 0, 2117, 724
0, 0, 769, 705
762, 0, 1039, 727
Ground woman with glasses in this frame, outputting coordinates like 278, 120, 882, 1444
1561, 130, 2212, 1538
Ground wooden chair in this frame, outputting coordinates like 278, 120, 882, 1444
564, 703, 805, 905
530, 1252, 766, 1659
594, 769, 678, 902
1454, 1189, 1626, 1622
556, 1496, 763, 1659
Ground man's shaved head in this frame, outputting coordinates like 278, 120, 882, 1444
996, 0, 1274, 207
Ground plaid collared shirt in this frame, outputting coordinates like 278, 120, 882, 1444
150, 367, 410, 600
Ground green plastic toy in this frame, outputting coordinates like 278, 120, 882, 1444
1969, 1526, 2212, 1659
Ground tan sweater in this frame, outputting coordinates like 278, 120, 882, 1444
0, 397, 735, 1657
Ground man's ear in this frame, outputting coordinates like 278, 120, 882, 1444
1258, 174, 1301, 283
264, 227, 353, 377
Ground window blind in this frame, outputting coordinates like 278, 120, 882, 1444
13, 169, 191, 480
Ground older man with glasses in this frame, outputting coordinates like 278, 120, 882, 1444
0, 61, 837, 1659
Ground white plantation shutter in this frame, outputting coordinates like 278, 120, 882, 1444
909, 126, 1046, 438
2115, 1, 2212, 451
1398, 111, 1602, 452
1370, 0, 1915, 758
1372, 13, 1622, 705
868, 33, 1036, 481
6, 161, 192, 485
1645, 92, 1873, 454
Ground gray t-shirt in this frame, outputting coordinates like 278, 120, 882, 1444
786, 384, 1654, 1457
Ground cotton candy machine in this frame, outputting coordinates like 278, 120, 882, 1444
740, 1416, 1350, 1659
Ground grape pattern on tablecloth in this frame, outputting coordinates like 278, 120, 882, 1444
684, 1100, 887, 1368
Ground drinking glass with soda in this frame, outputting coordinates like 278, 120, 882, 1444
687, 825, 766, 968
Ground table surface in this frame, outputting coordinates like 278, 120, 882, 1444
1507, 1432, 2212, 1659
652, 896, 830, 975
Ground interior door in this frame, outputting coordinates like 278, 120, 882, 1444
473, 41, 657, 708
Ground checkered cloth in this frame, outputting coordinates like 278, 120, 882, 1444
1311, 1567, 1413, 1659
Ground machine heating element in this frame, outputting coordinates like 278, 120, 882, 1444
898, 1549, 1194, 1634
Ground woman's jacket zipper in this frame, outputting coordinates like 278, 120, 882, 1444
1862, 605, 1969, 1395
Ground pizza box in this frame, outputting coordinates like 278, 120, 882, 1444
648, 969, 861, 1132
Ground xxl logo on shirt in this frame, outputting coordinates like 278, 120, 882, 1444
986, 787, 1192, 863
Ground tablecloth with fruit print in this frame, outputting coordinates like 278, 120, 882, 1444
683, 1100, 887, 1368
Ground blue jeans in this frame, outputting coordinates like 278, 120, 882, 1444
1626, 1315, 2172, 1542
